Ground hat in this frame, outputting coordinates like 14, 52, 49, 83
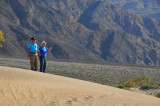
41, 41, 46, 45
31, 37, 36, 40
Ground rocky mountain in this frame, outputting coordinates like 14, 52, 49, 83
106, 0, 160, 19
1, 0, 160, 65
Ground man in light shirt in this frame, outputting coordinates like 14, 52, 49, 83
27, 37, 39, 71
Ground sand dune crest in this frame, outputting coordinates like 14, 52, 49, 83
0, 66, 160, 106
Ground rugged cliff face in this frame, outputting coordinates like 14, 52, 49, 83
106, 0, 160, 19
1, 0, 160, 65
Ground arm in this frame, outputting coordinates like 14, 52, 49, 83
37, 44, 41, 56
48, 47, 52, 52
27, 43, 30, 57
37, 49, 41, 56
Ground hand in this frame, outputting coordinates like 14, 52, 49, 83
49, 47, 52, 50
38, 53, 41, 57
48, 47, 52, 52
27, 54, 30, 58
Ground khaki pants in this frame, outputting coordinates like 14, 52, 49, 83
30, 53, 38, 71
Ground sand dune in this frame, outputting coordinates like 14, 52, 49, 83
0, 66, 160, 106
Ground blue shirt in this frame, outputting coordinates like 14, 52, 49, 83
39, 47, 49, 57
28, 42, 39, 53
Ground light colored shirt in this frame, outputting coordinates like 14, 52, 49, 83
28, 42, 39, 53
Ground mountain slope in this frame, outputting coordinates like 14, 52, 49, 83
48, 0, 160, 39
0, 0, 99, 62
106, 0, 160, 19
1, 0, 160, 65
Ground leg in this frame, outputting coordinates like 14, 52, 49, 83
34, 54, 38, 71
30, 53, 34, 70
43, 57, 46, 73
40, 56, 44, 72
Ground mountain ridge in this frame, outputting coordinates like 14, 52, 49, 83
106, 0, 160, 19
1, 0, 160, 65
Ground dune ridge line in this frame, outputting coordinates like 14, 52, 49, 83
0, 66, 160, 106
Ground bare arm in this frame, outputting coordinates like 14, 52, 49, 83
48, 47, 52, 52
37, 49, 40, 54
37, 49, 41, 56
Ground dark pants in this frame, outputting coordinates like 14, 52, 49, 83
40, 56, 46, 73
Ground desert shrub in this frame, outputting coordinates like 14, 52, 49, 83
116, 84, 126, 89
125, 80, 136, 87
140, 84, 155, 90
125, 75, 150, 87
156, 92, 160, 98
0, 30, 5, 47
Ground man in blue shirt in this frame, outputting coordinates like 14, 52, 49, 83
27, 37, 39, 71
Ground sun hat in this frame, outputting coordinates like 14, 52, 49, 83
41, 41, 46, 45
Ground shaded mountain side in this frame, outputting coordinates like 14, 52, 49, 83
47, 0, 160, 41
106, 0, 160, 19
1, 0, 160, 65
87, 30, 160, 65
0, 0, 99, 62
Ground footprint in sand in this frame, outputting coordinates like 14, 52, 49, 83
72, 98, 78, 102
48, 101, 59, 106
65, 97, 78, 105
100, 94, 109, 98
66, 100, 72, 105
84, 95, 93, 100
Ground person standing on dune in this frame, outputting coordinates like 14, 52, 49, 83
27, 37, 39, 71
39, 41, 52, 73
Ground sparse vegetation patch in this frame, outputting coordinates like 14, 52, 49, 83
125, 75, 150, 87
156, 92, 160, 98
140, 84, 155, 90
116, 84, 126, 89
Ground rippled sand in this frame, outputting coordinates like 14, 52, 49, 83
0, 66, 160, 106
